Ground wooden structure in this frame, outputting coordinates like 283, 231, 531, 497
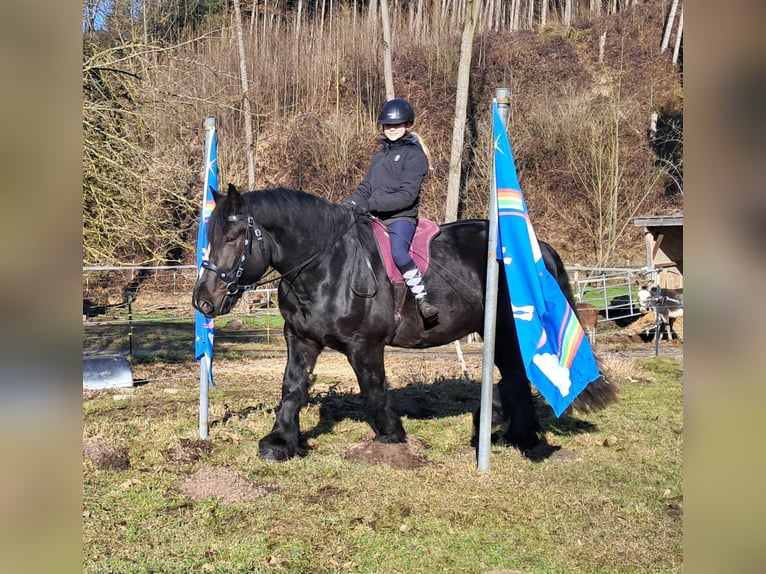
633, 213, 683, 289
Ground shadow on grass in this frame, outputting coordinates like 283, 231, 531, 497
83, 321, 280, 357
301, 377, 598, 462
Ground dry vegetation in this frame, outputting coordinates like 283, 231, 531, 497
83, 349, 682, 572
83, 0, 682, 267
82, 5, 684, 569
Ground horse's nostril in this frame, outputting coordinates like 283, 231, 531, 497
193, 296, 214, 316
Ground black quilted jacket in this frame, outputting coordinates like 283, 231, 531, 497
346, 133, 429, 221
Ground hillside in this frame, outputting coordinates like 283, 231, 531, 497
82, 0, 682, 267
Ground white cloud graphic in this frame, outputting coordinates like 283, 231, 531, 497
532, 353, 572, 397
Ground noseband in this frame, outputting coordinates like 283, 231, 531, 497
201, 214, 265, 296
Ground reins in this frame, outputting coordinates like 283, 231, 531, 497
203, 208, 483, 310
202, 209, 360, 296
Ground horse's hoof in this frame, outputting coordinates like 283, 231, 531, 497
259, 446, 291, 462
374, 433, 407, 444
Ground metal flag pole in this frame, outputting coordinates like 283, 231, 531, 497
478, 87, 511, 471
199, 344, 210, 440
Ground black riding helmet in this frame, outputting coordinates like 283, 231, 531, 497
377, 98, 415, 125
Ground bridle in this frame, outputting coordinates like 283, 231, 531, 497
201, 214, 265, 296
200, 209, 360, 298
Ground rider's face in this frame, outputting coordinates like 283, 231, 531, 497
382, 123, 407, 141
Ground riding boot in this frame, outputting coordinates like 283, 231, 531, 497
402, 267, 439, 321
416, 298, 439, 322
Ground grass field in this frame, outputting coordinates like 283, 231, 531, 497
82, 351, 682, 573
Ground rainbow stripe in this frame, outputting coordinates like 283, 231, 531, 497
497, 188, 524, 214
203, 199, 216, 219
557, 307, 585, 368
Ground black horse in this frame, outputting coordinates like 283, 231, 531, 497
193, 184, 616, 461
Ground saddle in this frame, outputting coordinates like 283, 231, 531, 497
370, 217, 440, 283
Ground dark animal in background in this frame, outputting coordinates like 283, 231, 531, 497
193, 185, 616, 461
600, 293, 642, 328
575, 302, 600, 344
638, 285, 684, 341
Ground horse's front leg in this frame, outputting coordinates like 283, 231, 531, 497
347, 345, 405, 443
259, 326, 321, 461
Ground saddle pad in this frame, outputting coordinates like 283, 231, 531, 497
371, 218, 440, 284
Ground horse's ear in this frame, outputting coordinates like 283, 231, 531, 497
212, 187, 226, 205
226, 183, 243, 211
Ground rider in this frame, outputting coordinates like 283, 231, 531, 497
342, 98, 438, 322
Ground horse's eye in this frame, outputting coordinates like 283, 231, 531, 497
224, 235, 237, 244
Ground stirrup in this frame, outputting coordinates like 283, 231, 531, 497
417, 298, 439, 321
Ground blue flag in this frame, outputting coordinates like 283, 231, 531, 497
195, 119, 217, 387
493, 101, 600, 417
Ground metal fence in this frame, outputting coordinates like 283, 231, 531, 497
83, 266, 281, 357
568, 265, 655, 324
83, 264, 679, 358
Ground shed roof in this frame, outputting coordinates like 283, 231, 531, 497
632, 213, 683, 228
632, 212, 683, 277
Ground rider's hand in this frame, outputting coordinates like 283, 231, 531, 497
342, 197, 369, 216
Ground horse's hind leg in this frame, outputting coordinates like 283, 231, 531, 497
347, 345, 406, 443
259, 326, 321, 461
492, 300, 542, 451
495, 360, 541, 451
472, 351, 540, 451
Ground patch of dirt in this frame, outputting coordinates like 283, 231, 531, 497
166, 438, 214, 464
83, 441, 130, 470
177, 465, 277, 503
342, 435, 433, 469
547, 446, 582, 461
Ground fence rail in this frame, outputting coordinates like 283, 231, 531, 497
83, 265, 679, 357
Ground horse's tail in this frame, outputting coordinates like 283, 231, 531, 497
540, 240, 578, 310
571, 374, 619, 413
538, 240, 619, 413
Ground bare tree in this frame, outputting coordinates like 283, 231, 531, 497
563, 0, 572, 29
82, 40, 199, 265
661, 0, 679, 52
672, 6, 683, 65
444, 0, 483, 222
548, 85, 670, 265
380, 0, 395, 99
233, 0, 255, 190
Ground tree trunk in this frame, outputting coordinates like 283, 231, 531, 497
232, 0, 255, 190
368, 0, 378, 31
444, 0, 482, 223
661, 0, 679, 52
380, 0, 395, 100
528, 0, 534, 30
296, 0, 303, 39
598, 30, 606, 63
672, 6, 683, 65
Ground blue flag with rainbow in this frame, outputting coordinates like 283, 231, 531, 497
493, 101, 600, 417
195, 119, 218, 387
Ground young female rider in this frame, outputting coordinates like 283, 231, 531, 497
342, 98, 438, 321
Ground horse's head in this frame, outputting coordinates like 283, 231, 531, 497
637, 284, 655, 313
192, 183, 272, 317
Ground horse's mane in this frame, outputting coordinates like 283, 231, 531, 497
241, 187, 351, 244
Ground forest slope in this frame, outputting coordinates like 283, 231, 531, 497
82, 0, 682, 266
